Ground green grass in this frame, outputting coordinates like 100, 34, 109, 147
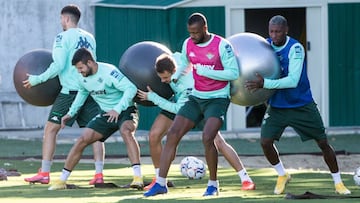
0, 159, 359, 203
1, 134, 360, 202
1, 134, 360, 159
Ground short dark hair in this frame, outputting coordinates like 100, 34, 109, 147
188, 12, 207, 27
269, 15, 288, 27
72, 48, 94, 66
155, 53, 176, 73
61, 4, 81, 24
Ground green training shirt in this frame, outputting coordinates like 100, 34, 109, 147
147, 52, 193, 114
264, 36, 304, 89
28, 28, 96, 94
67, 62, 136, 117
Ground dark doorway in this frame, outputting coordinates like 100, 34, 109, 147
244, 8, 306, 128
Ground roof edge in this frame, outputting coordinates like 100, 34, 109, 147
92, 0, 192, 10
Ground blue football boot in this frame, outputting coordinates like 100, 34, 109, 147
144, 183, 168, 197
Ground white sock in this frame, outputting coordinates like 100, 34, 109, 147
238, 168, 252, 183
60, 168, 71, 181
273, 161, 286, 176
94, 161, 104, 174
156, 176, 166, 186
208, 180, 219, 188
155, 168, 160, 179
331, 171, 342, 184
41, 160, 52, 173
132, 164, 142, 177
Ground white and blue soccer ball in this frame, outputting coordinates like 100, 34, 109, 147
353, 167, 360, 186
179, 156, 206, 179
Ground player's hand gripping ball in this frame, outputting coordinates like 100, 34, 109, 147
227, 33, 281, 106
119, 41, 174, 106
13, 49, 61, 106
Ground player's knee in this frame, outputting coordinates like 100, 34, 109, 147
316, 139, 331, 151
202, 134, 215, 146
75, 135, 92, 148
260, 138, 273, 149
148, 130, 161, 145
120, 127, 135, 138
167, 127, 180, 138
213, 137, 224, 149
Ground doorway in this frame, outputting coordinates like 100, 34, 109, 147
244, 8, 306, 127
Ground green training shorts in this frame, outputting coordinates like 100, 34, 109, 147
261, 101, 327, 141
48, 93, 100, 127
177, 95, 229, 126
160, 110, 176, 120
87, 106, 139, 142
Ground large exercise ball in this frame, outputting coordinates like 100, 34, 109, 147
119, 41, 173, 106
228, 33, 280, 106
13, 49, 61, 106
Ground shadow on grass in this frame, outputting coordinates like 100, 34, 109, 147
1, 160, 359, 203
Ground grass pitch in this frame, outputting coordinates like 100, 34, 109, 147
0, 134, 360, 202
0, 159, 359, 203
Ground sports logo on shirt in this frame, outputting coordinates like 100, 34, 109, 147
90, 89, 106, 95
294, 45, 303, 59
186, 88, 192, 96
194, 63, 215, 70
189, 52, 196, 57
56, 35, 63, 43
55, 34, 63, 48
75, 37, 94, 50
262, 112, 270, 125
110, 69, 124, 80
50, 116, 59, 122
224, 44, 235, 58
220, 115, 225, 121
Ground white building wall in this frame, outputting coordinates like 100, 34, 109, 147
0, 0, 96, 128
1, 0, 358, 129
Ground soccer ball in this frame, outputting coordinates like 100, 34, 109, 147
179, 156, 206, 179
353, 167, 360, 186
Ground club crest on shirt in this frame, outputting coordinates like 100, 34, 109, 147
97, 77, 103, 83
206, 53, 214, 60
